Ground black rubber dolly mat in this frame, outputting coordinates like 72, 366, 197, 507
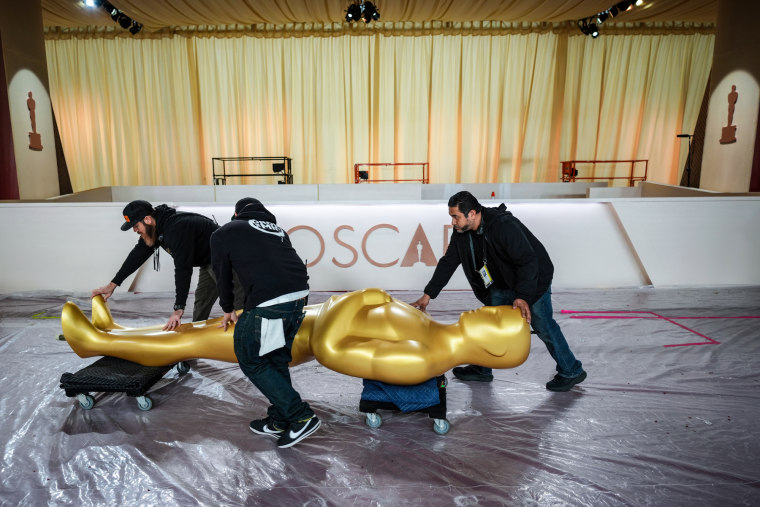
60, 356, 183, 411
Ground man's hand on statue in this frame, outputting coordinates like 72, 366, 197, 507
91, 282, 116, 301
163, 309, 184, 331
218, 311, 238, 331
410, 294, 431, 313
513, 298, 531, 324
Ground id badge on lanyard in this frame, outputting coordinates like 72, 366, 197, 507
479, 263, 494, 288
469, 233, 493, 288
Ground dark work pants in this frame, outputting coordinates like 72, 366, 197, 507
192, 265, 245, 322
233, 298, 314, 427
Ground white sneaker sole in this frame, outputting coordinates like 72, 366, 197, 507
277, 419, 321, 448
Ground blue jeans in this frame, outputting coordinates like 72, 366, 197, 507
233, 298, 314, 428
476, 286, 584, 379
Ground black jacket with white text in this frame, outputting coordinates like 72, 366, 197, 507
210, 203, 308, 312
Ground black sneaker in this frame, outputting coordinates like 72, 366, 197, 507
276, 415, 321, 448
249, 418, 284, 438
546, 371, 587, 392
452, 365, 493, 382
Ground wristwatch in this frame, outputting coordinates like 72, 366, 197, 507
173, 304, 185, 311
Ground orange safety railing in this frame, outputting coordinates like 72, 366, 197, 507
560, 159, 647, 187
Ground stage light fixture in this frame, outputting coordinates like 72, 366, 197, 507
578, 0, 644, 38
361, 2, 380, 23
345, 3, 362, 22
615, 1, 634, 12
128, 21, 143, 35
344, 1, 380, 24
117, 13, 132, 29
578, 18, 599, 38
97, 1, 143, 35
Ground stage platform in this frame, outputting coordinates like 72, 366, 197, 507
1, 287, 758, 505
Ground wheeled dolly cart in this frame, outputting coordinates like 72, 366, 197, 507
59, 356, 189, 411
359, 375, 451, 435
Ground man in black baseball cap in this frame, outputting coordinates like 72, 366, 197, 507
92, 200, 244, 331
120, 200, 154, 231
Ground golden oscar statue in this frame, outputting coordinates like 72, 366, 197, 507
61, 288, 530, 385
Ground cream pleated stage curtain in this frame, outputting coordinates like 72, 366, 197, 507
45, 29, 713, 191
46, 37, 202, 189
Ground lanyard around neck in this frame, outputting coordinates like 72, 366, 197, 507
468, 232, 487, 269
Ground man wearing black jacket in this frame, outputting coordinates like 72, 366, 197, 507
211, 197, 319, 448
92, 200, 241, 331
411, 191, 586, 392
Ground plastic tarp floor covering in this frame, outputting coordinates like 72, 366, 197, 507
0, 287, 758, 506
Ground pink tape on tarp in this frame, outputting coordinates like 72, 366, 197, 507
561, 310, 760, 347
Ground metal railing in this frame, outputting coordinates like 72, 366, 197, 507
354, 162, 429, 184
212, 156, 293, 185
560, 159, 647, 187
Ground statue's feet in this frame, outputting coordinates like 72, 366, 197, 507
61, 302, 107, 359
90, 295, 120, 330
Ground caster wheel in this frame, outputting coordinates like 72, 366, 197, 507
365, 413, 382, 429
433, 418, 450, 435
77, 393, 95, 410
136, 395, 153, 411
176, 361, 190, 375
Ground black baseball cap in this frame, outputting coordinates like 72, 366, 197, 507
120, 200, 154, 231
234, 197, 262, 214
232, 197, 262, 220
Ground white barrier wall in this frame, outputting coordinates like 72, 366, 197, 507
1, 197, 758, 294
51, 182, 608, 204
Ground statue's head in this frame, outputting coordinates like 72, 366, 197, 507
458, 306, 531, 365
